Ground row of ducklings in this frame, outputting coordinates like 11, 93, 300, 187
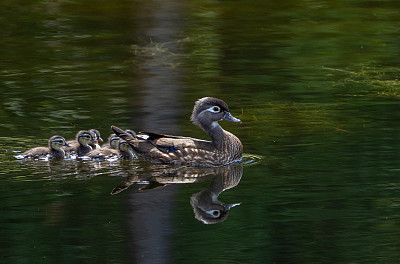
17, 128, 135, 160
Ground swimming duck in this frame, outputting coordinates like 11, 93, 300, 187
66, 130, 97, 156
111, 97, 242, 167
89, 129, 103, 150
18, 135, 69, 159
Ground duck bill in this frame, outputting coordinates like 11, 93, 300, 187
98, 137, 103, 142
64, 142, 70, 147
223, 112, 242, 124
223, 202, 241, 211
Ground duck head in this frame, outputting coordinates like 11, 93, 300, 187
190, 97, 241, 131
76, 130, 96, 146
49, 135, 69, 150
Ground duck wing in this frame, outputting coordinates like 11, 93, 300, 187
111, 125, 213, 151
111, 125, 217, 165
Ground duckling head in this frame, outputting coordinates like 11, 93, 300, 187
76, 130, 95, 146
49, 135, 69, 150
118, 140, 131, 153
89, 129, 103, 143
108, 134, 121, 149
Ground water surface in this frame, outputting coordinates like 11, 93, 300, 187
1, 0, 400, 263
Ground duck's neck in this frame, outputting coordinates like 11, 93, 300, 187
201, 122, 243, 161
203, 122, 227, 150
50, 146, 65, 157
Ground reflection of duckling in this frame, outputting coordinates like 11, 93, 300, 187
89, 129, 103, 150
18, 136, 69, 159
66, 130, 96, 156
190, 163, 242, 224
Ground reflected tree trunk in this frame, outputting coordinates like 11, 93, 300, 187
125, 1, 185, 263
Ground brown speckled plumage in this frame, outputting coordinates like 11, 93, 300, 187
112, 97, 242, 167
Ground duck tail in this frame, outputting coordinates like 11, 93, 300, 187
111, 125, 136, 141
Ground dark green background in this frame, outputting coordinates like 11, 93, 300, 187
1, 0, 399, 263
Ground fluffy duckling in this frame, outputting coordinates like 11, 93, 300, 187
101, 133, 121, 150
87, 134, 120, 159
66, 130, 97, 156
118, 140, 135, 159
17, 135, 69, 159
89, 129, 103, 150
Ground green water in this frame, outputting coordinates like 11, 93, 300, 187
1, 0, 400, 263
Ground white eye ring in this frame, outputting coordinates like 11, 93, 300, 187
207, 106, 221, 113
207, 210, 221, 218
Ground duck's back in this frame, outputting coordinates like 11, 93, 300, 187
23, 146, 49, 158
116, 130, 240, 167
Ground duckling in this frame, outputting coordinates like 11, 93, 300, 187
111, 97, 242, 167
118, 140, 135, 159
89, 129, 103, 150
87, 134, 120, 159
101, 133, 121, 150
66, 130, 97, 156
18, 135, 69, 159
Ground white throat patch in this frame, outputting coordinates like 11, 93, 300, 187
211, 121, 220, 129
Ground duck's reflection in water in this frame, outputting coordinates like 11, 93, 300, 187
190, 163, 242, 224
111, 162, 243, 224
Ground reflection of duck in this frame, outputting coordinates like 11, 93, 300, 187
110, 162, 242, 224
17, 135, 69, 159
111, 97, 242, 167
190, 163, 242, 224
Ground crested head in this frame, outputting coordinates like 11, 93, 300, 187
190, 97, 230, 127
190, 97, 241, 131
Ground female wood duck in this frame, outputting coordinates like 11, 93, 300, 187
66, 130, 97, 156
111, 97, 242, 167
18, 135, 69, 159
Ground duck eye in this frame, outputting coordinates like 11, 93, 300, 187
208, 106, 221, 113
207, 210, 221, 218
